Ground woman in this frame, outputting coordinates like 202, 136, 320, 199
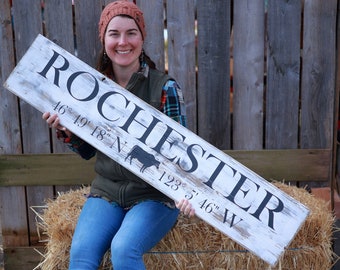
43, 1, 194, 269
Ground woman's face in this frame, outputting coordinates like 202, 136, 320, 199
104, 16, 143, 69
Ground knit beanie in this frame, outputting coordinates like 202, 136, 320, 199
98, 0, 146, 44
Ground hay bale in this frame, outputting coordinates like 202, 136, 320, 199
34, 188, 90, 270
35, 182, 337, 270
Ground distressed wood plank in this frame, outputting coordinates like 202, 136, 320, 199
0, 0, 26, 251
0, 0, 21, 155
3, 35, 309, 265
12, 0, 47, 153
1, 0, 42, 248
0, 219, 3, 270
0, 187, 28, 247
197, 0, 231, 149
0, 154, 95, 186
167, 0, 197, 133
44, 0, 74, 53
4, 247, 43, 270
73, 0, 102, 67
266, 0, 301, 149
301, 0, 337, 149
233, 0, 265, 150
0, 149, 331, 187
227, 149, 331, 182
137, 0, 166, 72
335, 2, 340, 192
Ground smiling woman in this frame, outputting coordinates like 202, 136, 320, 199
40, 1, 191, 269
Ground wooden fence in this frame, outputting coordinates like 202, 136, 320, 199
0, 0, 339, 268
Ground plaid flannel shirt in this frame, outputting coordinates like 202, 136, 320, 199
159, 80, 187, 127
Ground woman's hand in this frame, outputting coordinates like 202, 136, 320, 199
42, 112, 72, 137
176, 199, 195, 218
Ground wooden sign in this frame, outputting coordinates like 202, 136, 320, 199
4, 34, 309, 266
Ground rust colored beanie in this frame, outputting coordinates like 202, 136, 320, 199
98, 0, 146, 44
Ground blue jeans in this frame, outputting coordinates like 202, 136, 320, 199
69, 197, 179, 270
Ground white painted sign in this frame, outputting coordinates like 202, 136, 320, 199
4, 34, 309, 266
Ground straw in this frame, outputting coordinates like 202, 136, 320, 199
34, 182, 337, 269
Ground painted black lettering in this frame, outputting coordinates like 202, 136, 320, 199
138, 116, 162, 144
178, 144, 206, 173
37, 50, 69, 87
119, 103, 144, 133
98, 91, 130, 121
114, 136, 126, 153
223, 208, 243, 227
67, 71, 99, 101
152, 125, 186, 162
225, 173, 260, 212
250, 190, 284, 230
203, 154, 235, 190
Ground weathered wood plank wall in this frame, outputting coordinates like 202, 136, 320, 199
197, 0, 230, 149
0, 0, 338, 257
266, 0, 301, 149
1, 0, 30, 249
233, 0, 265, 150
167, 0, 197, 133
301, 0, 337, 150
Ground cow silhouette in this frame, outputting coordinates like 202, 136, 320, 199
125, 145, 161, 172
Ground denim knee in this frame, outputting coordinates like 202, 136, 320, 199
69, 239, 102, 269
111, 240, 145, 270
